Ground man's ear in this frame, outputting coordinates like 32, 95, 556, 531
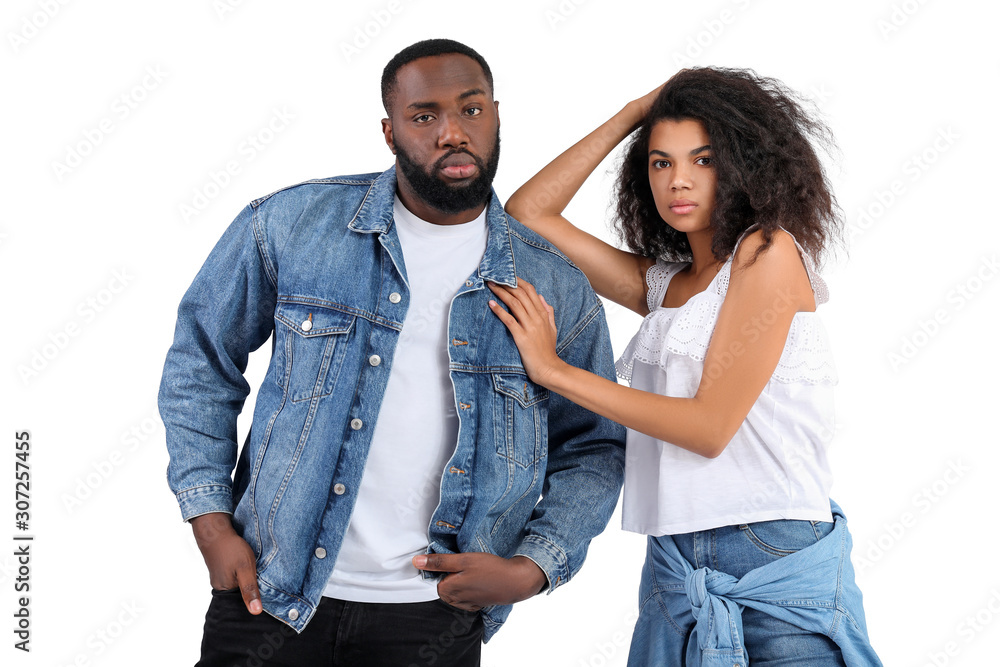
494, 100, 500, 128
381, 118, 396, 155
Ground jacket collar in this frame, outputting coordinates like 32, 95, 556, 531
350, 165, 517, 288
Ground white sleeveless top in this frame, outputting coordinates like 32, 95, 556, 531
617, 230, 837, 536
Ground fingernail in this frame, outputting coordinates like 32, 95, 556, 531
413, 555, 427, 568
250, 599, 262, 614
488, 300, 497, 307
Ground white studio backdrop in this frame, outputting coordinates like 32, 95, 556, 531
2, 1, 997, 665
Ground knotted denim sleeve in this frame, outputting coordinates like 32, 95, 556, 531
649, 503, 882, 666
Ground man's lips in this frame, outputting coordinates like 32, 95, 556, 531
669, 199, 697, 214
439, 153, 478, 179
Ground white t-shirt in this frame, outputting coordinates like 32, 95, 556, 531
617, 230, 837, 536
324, 195, 487, 602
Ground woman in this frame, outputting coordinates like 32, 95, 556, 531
487, 68, 881, 665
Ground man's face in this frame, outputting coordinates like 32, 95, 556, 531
382, 53, 500, 223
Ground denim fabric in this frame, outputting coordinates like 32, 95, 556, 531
159, 166, 626, 639
627, 502, 881, 667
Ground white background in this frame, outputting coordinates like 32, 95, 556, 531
2, 1, 998, 665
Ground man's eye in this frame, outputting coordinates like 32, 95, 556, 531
465, 107, 482, 116
415, 114, 433, 123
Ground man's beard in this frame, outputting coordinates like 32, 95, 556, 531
395, 129, 501, 215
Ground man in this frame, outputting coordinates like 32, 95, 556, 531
159, 39, 625, 666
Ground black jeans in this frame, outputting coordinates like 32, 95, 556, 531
197, 590, 483, 667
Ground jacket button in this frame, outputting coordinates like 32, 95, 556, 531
368, 354, 381, 366
301, 319, 313, 332
315, 547, 327, 559
288, 609, 299, 621
389, 292, 401, 303
333, 483, 347, 495
350, 418, 363, 430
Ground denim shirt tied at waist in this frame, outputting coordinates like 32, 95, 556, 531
654, 501, 882, 666
158, 166, 626, 639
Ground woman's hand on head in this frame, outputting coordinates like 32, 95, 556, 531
488, 279, 565, 388
628, 82, 667, 125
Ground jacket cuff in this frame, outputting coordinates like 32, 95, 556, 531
514, 535, 569, 594
175, 484, 234, 522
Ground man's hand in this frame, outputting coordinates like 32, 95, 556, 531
190, 512, 262, 615
412, 553, 547, 612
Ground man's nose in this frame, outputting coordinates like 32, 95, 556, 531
437, 113, 469, 148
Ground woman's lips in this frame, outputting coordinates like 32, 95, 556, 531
669, 199, 697, 214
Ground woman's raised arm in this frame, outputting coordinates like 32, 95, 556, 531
505, 86, 662, 315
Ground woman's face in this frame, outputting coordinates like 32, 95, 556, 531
647, 118, 716, 235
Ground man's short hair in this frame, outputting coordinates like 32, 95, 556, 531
381, 39, 494, 116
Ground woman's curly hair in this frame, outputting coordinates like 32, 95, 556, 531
614, 67, 841, 265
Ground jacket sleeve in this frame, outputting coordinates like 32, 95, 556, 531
513, 299, 626, 592
158, 204, 277, 521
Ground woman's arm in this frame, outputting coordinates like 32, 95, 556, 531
505, 87, 662, 315
488, 230, 817, 458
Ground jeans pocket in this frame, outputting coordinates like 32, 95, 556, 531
739, 519, 825, 557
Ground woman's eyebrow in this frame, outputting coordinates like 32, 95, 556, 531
648, 145, 712, 158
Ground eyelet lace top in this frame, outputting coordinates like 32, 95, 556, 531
617, 228, 839, 536
615, 234, 838, 386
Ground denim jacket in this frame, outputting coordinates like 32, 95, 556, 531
650, 502, 881, 666
158, 166, 626, 639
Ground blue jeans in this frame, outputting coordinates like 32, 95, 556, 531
628, 520, 846, 666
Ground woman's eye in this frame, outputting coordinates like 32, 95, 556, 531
652, 159, 670, 169
696, 156, 713, 166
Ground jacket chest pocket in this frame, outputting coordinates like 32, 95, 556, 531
492, 373, 549, 468
274, 303, 355, 402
